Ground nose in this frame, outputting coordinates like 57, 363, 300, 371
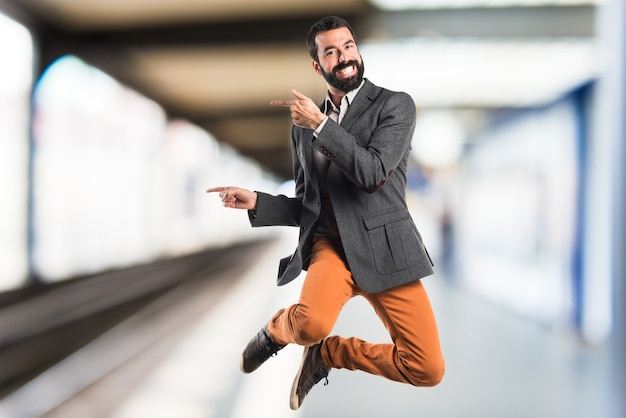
338, 51, 346, 63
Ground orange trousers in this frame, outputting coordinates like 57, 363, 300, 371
268, 237, 445, 386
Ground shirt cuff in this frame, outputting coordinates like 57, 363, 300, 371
313, 116, 329, 137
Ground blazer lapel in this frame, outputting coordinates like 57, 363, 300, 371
339, 79, 378, 131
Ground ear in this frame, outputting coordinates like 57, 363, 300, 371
312, 59, 322, 76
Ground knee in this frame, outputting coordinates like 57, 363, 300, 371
420, 359, 445, 387
292, 316, 333, 346
402, 356, 445, 387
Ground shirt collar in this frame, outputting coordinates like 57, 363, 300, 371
322, 79, 366, 114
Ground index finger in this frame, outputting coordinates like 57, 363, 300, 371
206, 186, 230, 193
291, 89, 309, 100
270, 99, 295, 107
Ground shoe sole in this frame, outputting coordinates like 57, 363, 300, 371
289, 345, 311, 410
240, 355, 247, 374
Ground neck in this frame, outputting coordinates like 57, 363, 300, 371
328, 88, 346, 109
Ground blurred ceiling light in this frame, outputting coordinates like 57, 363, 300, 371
370, 0, 598, 10
0, 13, 33, 96
361, 38, 595, 107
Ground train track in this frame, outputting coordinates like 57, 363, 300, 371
0, 238, 275, 416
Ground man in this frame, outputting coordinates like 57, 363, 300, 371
207, 16, 444, 411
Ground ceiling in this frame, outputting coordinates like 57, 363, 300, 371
0, 0, 596, 179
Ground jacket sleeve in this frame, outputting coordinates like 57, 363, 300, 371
312, 91, 415, 193
248, 191, 302, 227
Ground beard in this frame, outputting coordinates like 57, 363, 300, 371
320, 59, 365, 93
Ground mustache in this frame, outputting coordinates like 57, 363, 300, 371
333, 60, 360, 74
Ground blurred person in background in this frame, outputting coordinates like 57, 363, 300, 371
207, 15, 444, 410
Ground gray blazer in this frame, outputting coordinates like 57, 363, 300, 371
249, 79, 433, 293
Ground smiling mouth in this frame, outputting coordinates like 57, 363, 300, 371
336, 65, 355, 77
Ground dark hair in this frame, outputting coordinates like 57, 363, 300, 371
307, 16, 357, 63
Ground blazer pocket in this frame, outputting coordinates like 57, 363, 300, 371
363, 209, 418, 275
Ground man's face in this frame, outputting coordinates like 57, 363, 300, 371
313, 27, 364, 93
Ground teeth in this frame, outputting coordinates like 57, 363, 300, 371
339, 66, 353, 75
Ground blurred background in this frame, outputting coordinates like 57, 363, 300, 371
0, 0, 623, 417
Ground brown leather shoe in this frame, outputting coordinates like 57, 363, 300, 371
289, 341, 330, 410
240, 324, 285, 374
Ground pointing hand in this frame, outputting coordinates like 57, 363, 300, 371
271, 89, 326, 129
206, 186, 257, 210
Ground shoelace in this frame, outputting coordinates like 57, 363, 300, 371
313, 368, 330, 387
260, 329, 284, 358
